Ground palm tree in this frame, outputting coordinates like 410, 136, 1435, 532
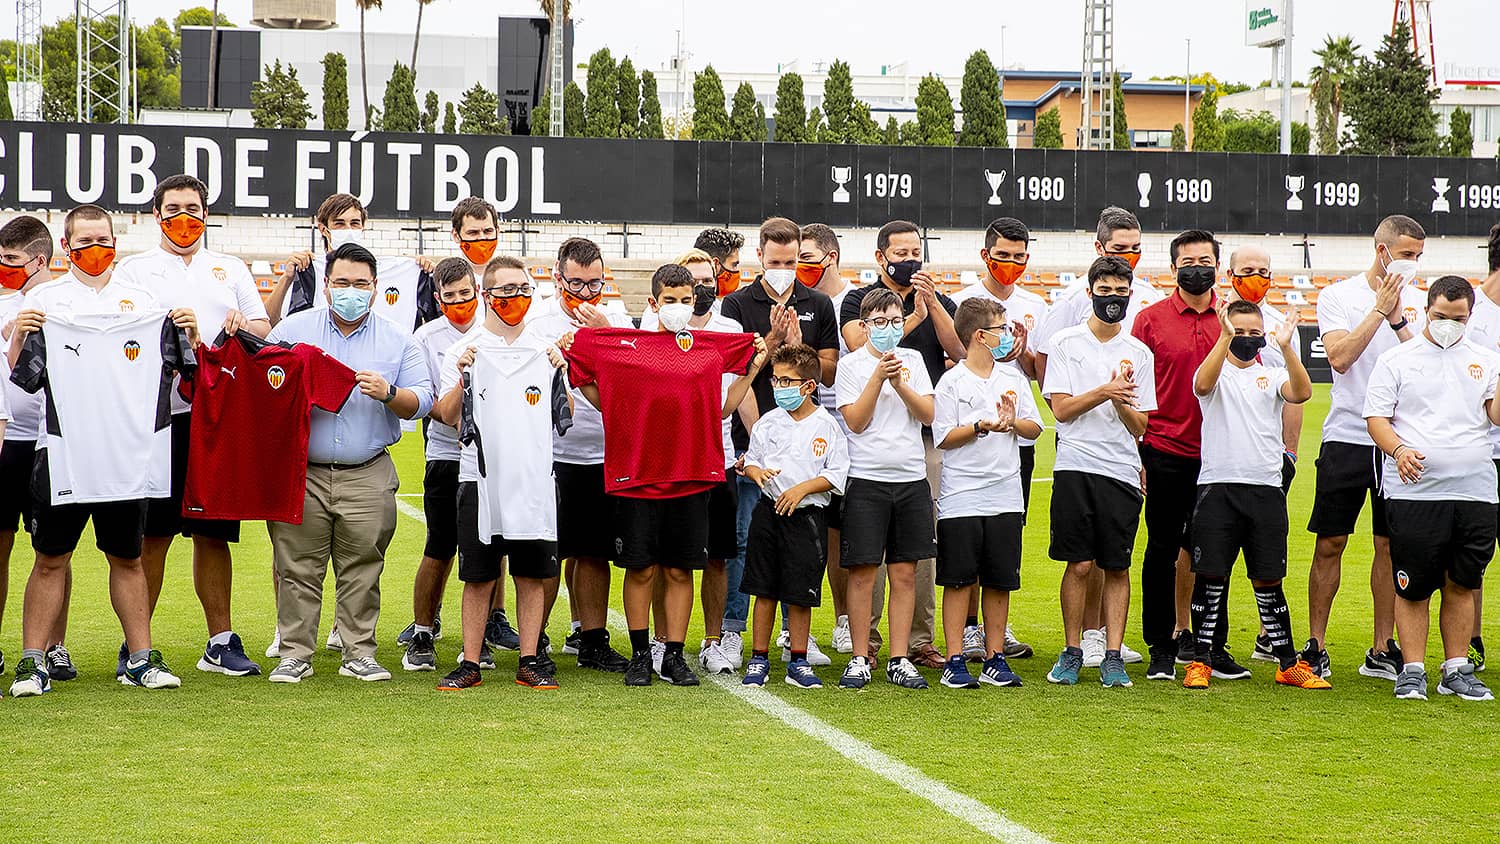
1310, 35, 1360, 153
207, 0, 220, 108
411, 0, 436, 83
355, 0, 384, 129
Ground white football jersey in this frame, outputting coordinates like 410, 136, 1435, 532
0, 291, 42, 442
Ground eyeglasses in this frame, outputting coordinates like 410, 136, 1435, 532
769, 376, 812, 389
980, 325, 1013, 336
329, 279, 375, 290
863, 316, 905, 330
560, 277, 604, 294
441, 294, 476, 305
485, 284, 533, 298
1231, 268, 1273, 279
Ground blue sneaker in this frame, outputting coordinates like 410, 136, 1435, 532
785, 658, 822, 689
1099, 653, 1133, 688
743, 654, 770, 686
116, 641, 128, 678
1047, 648, 1083, 685
197, 633, 262, 676
838, 656, 872, 690
980, 654, 1023, 687
940, 655, 980, 689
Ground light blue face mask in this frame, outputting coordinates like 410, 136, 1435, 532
329, 287, 373, 321
773, 384, 807, 412
869, 324, 903, 353
988, 331, 1015, 360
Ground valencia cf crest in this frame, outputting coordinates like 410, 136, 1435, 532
1396, 570, 1410, 591
122, 340, 141, 361
1118, 359, 1135, 380
525, 385, 542, 406
384, 287, 400, 306
899, 367, 911, 384
1023, 314, 1036, 331
675, 330, 694, 352
118, 299, 135, 312
811, 437, 828, 457
1402, 306, 1417, 323
212, 267, 227, 282
1256, 376, 1269, 390
1469, 364, 1484, 382
267, 366, 286, 389
1004, 390, 1019, 404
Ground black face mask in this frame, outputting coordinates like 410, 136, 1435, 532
1176, 265, 1217, 296
691, 284, 716, 316
1229, 335, 1266, 362
883, 257, 922, 287
1092, 294, 1129, 324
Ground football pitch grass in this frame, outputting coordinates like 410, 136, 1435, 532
3, 385, 1497, 842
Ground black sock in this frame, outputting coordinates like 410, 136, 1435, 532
790, 649, 807, 662
520, 655, 537, 668
1253, 583, 1299, 669
629, 628, 649, 656
665, 641, 685, 658
461, 659, 480, 671
1190, 575, 1226, 662
1473, 635, 1485, 651
752, 649, 769, 659
581, 627, 608, 649
965, 615, 979, 628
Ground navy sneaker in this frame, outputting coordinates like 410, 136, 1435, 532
396, 621, 418, 647
980, 654, 1023, 687
784, 658, 822, 689
743, 654, 770, 686
45, 645, 78, 681
197, 634, 262, 676
485, 610, 521, 651
940, 655, 980, 689
1301, 637, 1331, 679
116, 641, 128, 678
838, 656, 872, 690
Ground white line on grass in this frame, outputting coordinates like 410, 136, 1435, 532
392, 503, 1050, 844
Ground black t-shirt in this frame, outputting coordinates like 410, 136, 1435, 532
720, 278, 839, 450
839, 283, 957, 385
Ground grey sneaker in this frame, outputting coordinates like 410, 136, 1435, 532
455, 642, 495, 670
268, 657, 314, 684
402, 631, 437, 672
1438, 664, 1494, 701
1394, 666, 1428, 701
338, 656, 392, 682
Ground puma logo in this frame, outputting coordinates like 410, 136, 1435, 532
63, 343, 81, 356
478, 388, 487, 401
222, 367, 237, 379
619, 339, 638, 349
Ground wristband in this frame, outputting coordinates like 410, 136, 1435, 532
1374, 308, 1391, 318
1392, 444, 1408, 459
973, 420, 988, 438
1389, 317, 1408, 332
1283, 450, 1297, 464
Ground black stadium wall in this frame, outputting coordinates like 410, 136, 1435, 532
2, 121, 1500, 237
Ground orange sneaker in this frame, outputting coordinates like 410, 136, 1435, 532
1276, 659, 1332, 690
1183, 661, 1211, 689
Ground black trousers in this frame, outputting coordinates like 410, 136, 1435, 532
1140, 443, 1224, 654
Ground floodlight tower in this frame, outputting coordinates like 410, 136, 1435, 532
1080, 0, 1115, 149
76, 0, 132, 123
1391, 0, 1437, 86
15, 0, 42, 119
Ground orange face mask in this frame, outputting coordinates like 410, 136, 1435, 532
160, 212, 206, 249
1231, 273, 1272, 305
1113, 250, 1142, 271
560, 287, 601, 317
0, 260, 30, 290
489, 292, 532, 326
716, 265, 740, 297
459, 238, 498, 266
796, 261, 827, 288
69, 244, 116, 277
441, 297, 478, 325
985, 256, 1027, 286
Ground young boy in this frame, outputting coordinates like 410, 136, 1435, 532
934, 299, 1043, 689
1043, 256, 1156, 689
740, 344, 849, 689
834, 287, 937, 690
1184, 299, 1327, 690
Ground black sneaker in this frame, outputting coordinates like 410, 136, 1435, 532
485, 610, 521, 651
533, 648, 557, 678
1210, 648, 1252, 680
1251, 633, 1278, 663
1301, 638, 1331, 679
563, 629, 583, 655
401, 631, 437, 672
45, 645, 78, 681
516, 660, 559, 689
1358, 639, 1403, 681
659, 651, 700, 686
1146, 649, 1177, 681
1174, 629, 1196, 665
624, 652, 653, 686
578, 639, 630, 672
437, 661, 483, 691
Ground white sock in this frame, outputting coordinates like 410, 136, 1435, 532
1403, 661, 1425, 674
1442, 656, 1469, 676
208, 630, 233, 647
414, 624, 432, 636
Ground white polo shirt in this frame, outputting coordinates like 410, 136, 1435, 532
415, 315, 475, 462
523, 297, 634, 465
1042, 323, 1157, 488
1196, 362, 1291, 487
1363, 334, 1500, 503
742, 405, 849, 509
932, 360, 1041, 519
1464, 288, 1500, 458
1316, 273, 1428, 447
833, 345, 933, 483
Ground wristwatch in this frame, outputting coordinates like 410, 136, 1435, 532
973, 420, 988, 438
380, 383, 397, 404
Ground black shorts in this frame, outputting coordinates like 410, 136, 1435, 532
826, 492, 843, 531
29, 449, 147, 558
839, 478, 936, 568
0, 439, 36, 532
422, 459, 460, 560
144, 413, 240, 542
1019, 444, 1036, 519
1386, 498, 1495, 600
706, 477, 739, 561
1190, 483, 1288, 581
1282, 453, 1297, 494
741, 499, 827, 607
1307, 440, 1387, 538
937, 513, 1023, 590
554, 461, 618, 561
1048, 471, 1142, 570
614, 490, 710, 570
456, 481, 559, 582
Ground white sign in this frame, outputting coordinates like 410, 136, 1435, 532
1443, 62, 1500, 85
1244, 0, 1286, 48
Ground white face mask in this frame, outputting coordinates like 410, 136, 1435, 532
1381, 249, 1419, 285
328, 228, 364, 250
1428, 317, 1465, 348
763, 268, 796, 296
657, 302, 693, 333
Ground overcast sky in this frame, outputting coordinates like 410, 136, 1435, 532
7, 0, 1495, 89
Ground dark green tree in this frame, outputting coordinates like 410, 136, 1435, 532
1310, 35, 1360, 154
443, 101, 457, 133
250, 60, 313, 129
172, 6, 233, 34
616, 57, 639, 138
958, 50, 1006, 147
639, 70, 664, 139
1191, 85, 1225, 151
1292, 120, 1311, 154
806, 106, 824, 143
851, 101, 883, 144
531, 88, 550, 136
691, 66, 729, 140
773, 72, 806, 142
885, 115, 900, 144
1171, 122, 1187, 151
422, 90, 439, 133
1342, 32, 1440, 155
1112, 73, 1130, 149
458, 82, 503, 134
915, 74, 955, 146
729, 82, 761, 141
1444, 107, 1474, 157
563, 80, 586, 137
822, 59, 855, 143
898, 120, 923, 145
1222, 109, 1278, 152
583, 48, 619, 138
381, 61, 421, 131
0, 65, 13, 121
321, 52, 349, 130
1033, 107, 1063, 148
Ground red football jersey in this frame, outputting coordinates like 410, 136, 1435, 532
567, 326, 755, 499
180, 335, 357, 522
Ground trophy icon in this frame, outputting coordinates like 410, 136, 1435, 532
1431, 177, 1451, 213
984, 168, 1007, 205
831, 166, 852, 204
1285, 175, 1305, 211
1136, 172, 1153, 208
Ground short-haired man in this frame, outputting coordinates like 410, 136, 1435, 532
264, 243, 434, 684
1459, 224, 1500, 672
1305, 214, 1429, 680
450, 196, 500, 271
114, 173, 272, 679
695, 227, 746, 298
1365, 276, 1499, 702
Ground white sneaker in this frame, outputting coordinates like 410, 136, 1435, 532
265, 629, 281, 659
831, 615, 853, 654
1081, 628, 1107, 668
775, 628, 790, 650
962, 625, 986, 660
698, 639, 734, 674
651, 639, 666, 678
338, 656, 391, 681
325, 626, 343, 652
720, 630, 745, 669
782, 637, 832, 666
1106, 628, 1143, 664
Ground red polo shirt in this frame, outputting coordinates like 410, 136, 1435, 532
1130, 289, 1220, 459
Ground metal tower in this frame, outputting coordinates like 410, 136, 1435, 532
1391, 0, 1437, 87
1080, 0, 1115, 149
549, 0, 565, 137
75, 0, 132, 123
15, 0, 42, 119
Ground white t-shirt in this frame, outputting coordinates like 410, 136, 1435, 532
639, 298, 720, 331
817, 282, 859, 427
948, 282, 1048, 446
25, 273, 159, 316
833, 345, 934, 483
524, 297, 635, 464
1197, 362, 1291, 487
440, 325, 555, 484
1257, 303, 1301, 370
1464, 289, 1500, 458
1316, 273, 1428, 446
1033, 278, 1162, 357
1363, 335, 1500, 503
0, 291, 44, 442
742, 405, 850, 509
689, 312, 743, 468
932, 360, 1041, 519
415, 316, 475, 462
465, 343, 562, 541
280, 255, 426, 331
1042, 323, 1158, 488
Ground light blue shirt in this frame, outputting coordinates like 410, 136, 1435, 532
269, 309, 434, 465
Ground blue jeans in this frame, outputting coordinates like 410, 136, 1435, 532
723, 460, 758, 633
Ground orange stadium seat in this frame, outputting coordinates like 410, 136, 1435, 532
530, 266, 551, 281
602, 282, 621, 299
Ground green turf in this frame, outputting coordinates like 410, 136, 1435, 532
2, 384, 1497, 843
